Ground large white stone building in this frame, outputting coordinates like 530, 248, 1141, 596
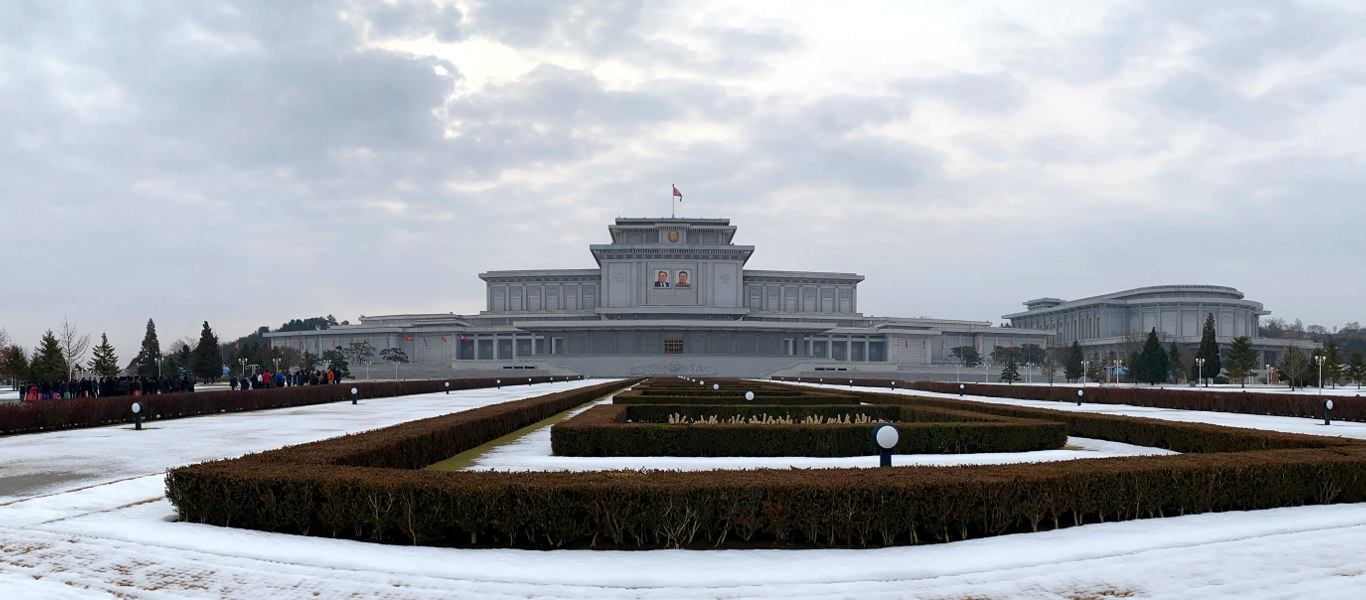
1002, 285, 1310, 369
267, 217, 1049, 379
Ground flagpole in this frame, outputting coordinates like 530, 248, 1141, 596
671, 183, 675, 218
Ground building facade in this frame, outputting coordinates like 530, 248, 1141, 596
267, 217, 1050, 379
1002, 285, 1311, 373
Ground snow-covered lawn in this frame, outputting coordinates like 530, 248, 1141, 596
2, 379, 1366, 599
790, 381, 1366, 440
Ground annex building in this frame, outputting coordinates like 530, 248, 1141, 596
267, 217, 1050, 379
1003, 285, 1310, 371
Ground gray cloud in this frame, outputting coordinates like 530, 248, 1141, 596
896, 72, 1030, 114
1, 0, 1364, 357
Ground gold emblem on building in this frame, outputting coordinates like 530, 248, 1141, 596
668, 230, 680, 243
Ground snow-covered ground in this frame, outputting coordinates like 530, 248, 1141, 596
3, 379, 1366, 598
792, 381, 1366, 440
928, 378, 1366, 396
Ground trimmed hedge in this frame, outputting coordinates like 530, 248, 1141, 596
772, 376, 1366, 423
550, 403, 1066, 457
1, 376, 579, 436
165, 377, 1366, 550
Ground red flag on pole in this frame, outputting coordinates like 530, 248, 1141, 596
672, 185, 682, 201
441, 337, 448, 343
404, 336, 414, 342
459, 334, 469, 342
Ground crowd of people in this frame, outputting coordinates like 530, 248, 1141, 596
229, 368, 345, 391
11, 366, 348, 401
19, 375, 197, 401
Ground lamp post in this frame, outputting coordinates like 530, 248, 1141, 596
1081, 360, 1089, 386
1324, 398, 1334, 426
445, 382, 450, 394
273, 358, 281, 375
1076, 389, 1084, 406
958, 383, 964, 397
351, 387, 358, 405
745, 391, 755, 403
131, 402, 143, 430
1195, 357, 1206, 387
1315, 354, 1326, 390
871, 423, 899, 467
238, 358, 246, 377
1112, 359, 1121, 385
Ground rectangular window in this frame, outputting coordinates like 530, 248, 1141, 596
851, 341, 866, 361
477, 339, 493, 360
498, 338, 513, 359
664, 338, 684, 354
516, 338, 533, 356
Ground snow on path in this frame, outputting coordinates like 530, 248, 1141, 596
791, 381, 1366, 440
2, 379, 1366, 598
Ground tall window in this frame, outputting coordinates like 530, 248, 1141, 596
664, 338, 684, 354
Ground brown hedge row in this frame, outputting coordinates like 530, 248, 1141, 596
772, 376, 1366, 423
549, 403, 1066, 457
166, 377, 1366, 550
168, 444, 1366, 549
1, 376, 580, 437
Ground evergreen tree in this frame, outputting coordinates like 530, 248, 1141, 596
1167, 341, 1185, 383
135, 318, 162, 378
1194, 313, 1222, 384
949, 346, 980, 368
1, 345, 27, 387
1136, 328, 1168, 385
1323, 338, 1344, 388
998, 355, 1020, 384
1278, 345, 1309, 390
29, 331, 68, 383
193, 321, 222, 382
1225, 335, 1258, 388
301, 351, 319, 371
321, 348, 350, 378
1064, 341, 1084, 382
8, 347, 30, 386
88, 333, 120, 377
1347, 350, 1366, 389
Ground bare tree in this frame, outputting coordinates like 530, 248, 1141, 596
59, 318, 91, 377
0, 327, 10, 349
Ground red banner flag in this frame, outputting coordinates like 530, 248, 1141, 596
404, 336, 414, 342
441, 337, 448, 343
459, 334, 469, 342
672, 185, 682, 201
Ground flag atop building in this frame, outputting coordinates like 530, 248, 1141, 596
672, 185, 682, 201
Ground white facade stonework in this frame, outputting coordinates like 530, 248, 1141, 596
269, 217, 1051, 379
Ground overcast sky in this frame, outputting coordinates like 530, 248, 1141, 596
3, 0, 1365, 357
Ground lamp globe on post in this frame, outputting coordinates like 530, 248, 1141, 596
713, 383, 719, 390
351, 387, 359, 405
496, 379, 501, 389
958, 383, 964, 397
1325, 398, 1334, 426
871, 423, 899, 467
1076, 389, 1084, 406
745, 391, 755, 403
445, 382, 450, 395
131, 401, 143, 431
